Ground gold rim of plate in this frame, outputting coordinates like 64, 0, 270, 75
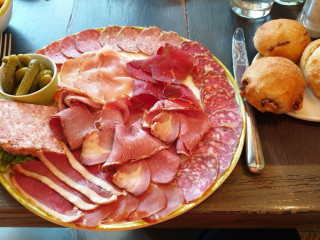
0, 28, 246, 231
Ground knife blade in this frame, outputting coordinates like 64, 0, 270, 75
232, 28, 265, 174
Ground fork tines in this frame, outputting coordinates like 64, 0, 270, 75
0, 33, 12, 61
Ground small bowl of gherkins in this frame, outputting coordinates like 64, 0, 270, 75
0, 53, 58, 105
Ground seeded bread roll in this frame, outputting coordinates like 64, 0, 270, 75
253, 19, 311, 63
300, 39, 320, 97
240, 57, 306, 114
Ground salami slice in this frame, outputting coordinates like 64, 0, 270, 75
116, 26, 142, 53
209, 108, 242, 135
181, 41, 213, 58
156, 31, 183, 48
176, 154, 219, 203
201, 85, 238, 114
99, 25, 122, 51
136, 26, 163, 55
60, 34, 82, 58
192, 136, 232, 177
191, 56, 226, 88
44, 39, 70, 65
75, 29, 102, 53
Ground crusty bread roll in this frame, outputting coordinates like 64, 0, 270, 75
240, 57, 306, 114
300, 39, 320, 97
253, 19, 311, 63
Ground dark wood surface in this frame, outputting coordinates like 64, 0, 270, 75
1, 0, 319, 228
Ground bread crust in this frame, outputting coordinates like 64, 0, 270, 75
240, 57, 306, 114
303, 46, 320, 97
253, 19, 311, 63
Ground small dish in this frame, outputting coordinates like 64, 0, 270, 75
0, 53, 58, 105
0, 0, 13, 33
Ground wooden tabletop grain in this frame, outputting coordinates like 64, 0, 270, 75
1, 0, 319, 228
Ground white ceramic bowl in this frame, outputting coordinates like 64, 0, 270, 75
0, 54, 58, 105
0, 0, 13, 33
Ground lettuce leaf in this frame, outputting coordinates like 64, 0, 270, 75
0, 148, 36, 173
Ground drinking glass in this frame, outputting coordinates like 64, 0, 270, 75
230, 0, 274, 19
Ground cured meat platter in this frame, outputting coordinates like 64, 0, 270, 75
0, 26, 245, 230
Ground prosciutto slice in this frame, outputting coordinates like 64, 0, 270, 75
49, 104, 95, 150
129, 183, 166, 220
10, 172, 82, 223
151, 44, 194, 83
146, 149, 180, 184
103, 194, 139, 223
144, 183, 184, 222
13, 161, 97, 211
59, 49, 133, 103
113, 160, 150, 196
0, 100, 64, 156
103, 123, 168, 167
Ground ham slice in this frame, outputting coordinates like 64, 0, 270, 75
113, 160, 150, 196
0, 100, 64, 156
13, 161, 97, 211
129, 183, 166, 220
49, 104, 95, 150
144, 183, 184, 222
102, 123, 168, 167
146, 149, 180, 184
10, 172, 82, 223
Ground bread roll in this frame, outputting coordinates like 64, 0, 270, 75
253, 19, 311, 63
300, 39, 320, 97
240, 57, 306, 114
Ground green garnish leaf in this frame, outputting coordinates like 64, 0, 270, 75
0, 148, 36, 173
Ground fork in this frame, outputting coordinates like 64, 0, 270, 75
0, 33, 12, 65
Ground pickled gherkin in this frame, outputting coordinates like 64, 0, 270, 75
15, 59, 40, 96
2, 55, 20, 94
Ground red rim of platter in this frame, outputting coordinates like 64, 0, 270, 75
0, 26, 246, 230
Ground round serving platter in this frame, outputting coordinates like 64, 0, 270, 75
0, 26, 246, 230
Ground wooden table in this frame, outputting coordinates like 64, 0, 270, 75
1, 0, 319, 229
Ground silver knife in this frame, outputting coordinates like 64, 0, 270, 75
232, 28, 265, 174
